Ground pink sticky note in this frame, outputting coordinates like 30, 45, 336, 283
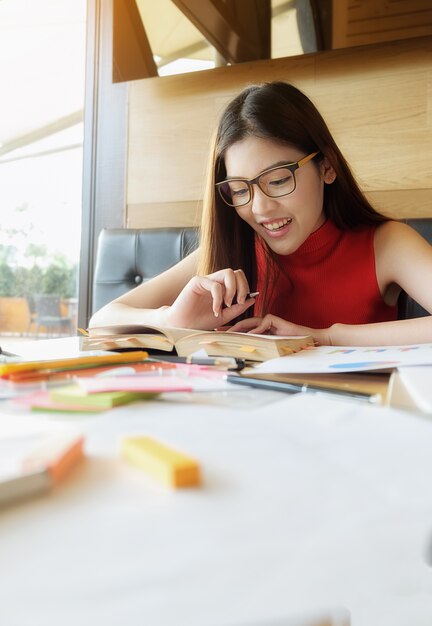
76, 376, 193, 394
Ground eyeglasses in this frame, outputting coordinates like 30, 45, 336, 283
216, 151, 320, 208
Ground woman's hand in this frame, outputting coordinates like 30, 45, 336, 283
230, 314, 331, 345
165, 268, 257, 330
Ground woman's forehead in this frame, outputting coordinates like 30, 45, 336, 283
224, 136, 303, 177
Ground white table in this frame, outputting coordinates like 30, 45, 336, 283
0, 339, 431, 626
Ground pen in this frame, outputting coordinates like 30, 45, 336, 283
0, 351, 150, 378
223, 291, 259, 308
226, 374, 381, 404
7, 360, 176, 383
148, 356, 246, 370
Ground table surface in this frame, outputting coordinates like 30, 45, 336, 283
0, 339, 431, 626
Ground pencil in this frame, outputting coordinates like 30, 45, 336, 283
226, 374, 381, 404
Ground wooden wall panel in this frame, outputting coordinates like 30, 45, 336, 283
126, 36, 432, 227
333, 0, 432, 49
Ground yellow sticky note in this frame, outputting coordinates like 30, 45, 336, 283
239, 345, 257, 353
121, 436, 201, 488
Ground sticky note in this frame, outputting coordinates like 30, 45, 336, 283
121, 436, 201, 488
22, 433, 85, 484
50, 384, 157, 409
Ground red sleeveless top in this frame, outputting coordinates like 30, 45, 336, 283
255, 219, 398, 328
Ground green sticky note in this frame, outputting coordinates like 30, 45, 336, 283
49, 384, 157, 408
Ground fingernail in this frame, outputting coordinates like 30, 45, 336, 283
214, 311, 219, 318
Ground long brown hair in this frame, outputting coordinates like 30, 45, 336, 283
198, 82, 388, 313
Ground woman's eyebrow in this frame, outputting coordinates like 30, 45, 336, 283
225, 160, 295, 180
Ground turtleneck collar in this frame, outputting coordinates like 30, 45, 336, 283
275, 219, 343, 260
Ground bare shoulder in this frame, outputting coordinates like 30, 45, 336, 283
374, 220, 431, 257
374, 220, 432, 299
375, 219, 415, 242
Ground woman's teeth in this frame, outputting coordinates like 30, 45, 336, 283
262, 218, 292, 231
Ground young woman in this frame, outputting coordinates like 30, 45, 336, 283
89, 82, 432, 346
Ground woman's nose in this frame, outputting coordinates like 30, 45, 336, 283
250, 184, 273, 214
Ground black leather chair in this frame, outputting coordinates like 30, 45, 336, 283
92, 220, 432, 319
92, 227, 199, 313
398, 219, 432, 319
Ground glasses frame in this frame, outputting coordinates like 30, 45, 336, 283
216, 151, 320, 208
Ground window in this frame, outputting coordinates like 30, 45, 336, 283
0, 0, 86, 343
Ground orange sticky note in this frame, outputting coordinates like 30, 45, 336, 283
121, 436, 201, 488
22, 434, 84, 484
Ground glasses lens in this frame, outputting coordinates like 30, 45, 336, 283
218, 180, 250, 207
259, 167, 295, 197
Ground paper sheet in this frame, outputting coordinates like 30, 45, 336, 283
253, 343, 432, 374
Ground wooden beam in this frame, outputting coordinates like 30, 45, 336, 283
171, 0, 271, 63
112, 0, 158, 82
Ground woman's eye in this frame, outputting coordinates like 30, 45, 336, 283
231, 187, 248, 197
269, 175, 291, 187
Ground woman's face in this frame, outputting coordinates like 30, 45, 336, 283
223, 136, 335, 256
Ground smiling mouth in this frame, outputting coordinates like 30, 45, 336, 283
261, 217, 292, 232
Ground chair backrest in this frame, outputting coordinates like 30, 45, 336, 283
34, 295, 62, 317
398, 219, 432, 319
92, 227, 199, 313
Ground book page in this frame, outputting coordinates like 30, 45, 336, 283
88, 324, 203, 345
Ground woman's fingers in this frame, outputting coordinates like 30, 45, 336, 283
230, 269, 250, 306
218, 295, 256, 325
246, 316, 277, 334
231, 314, 308, 336
219, 269, 238, 309
193, 276, 225, 317
193, 269, 252, 317
170, 269, 256, 328
202, 268, 250, 307
229, 317, 263, 333
248, 314, 297, 335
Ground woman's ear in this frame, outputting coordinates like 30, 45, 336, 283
320, 157, 336, 184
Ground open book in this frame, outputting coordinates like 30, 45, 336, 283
83, 324, 314, 362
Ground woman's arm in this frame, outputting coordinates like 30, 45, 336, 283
230, 314, 432, 346
89, 250, 199, 328
89, 249, 257, 330
328, 316, 432, 345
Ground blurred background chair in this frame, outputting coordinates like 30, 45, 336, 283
32, 295, 73, 337
26, 295, 36, 335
